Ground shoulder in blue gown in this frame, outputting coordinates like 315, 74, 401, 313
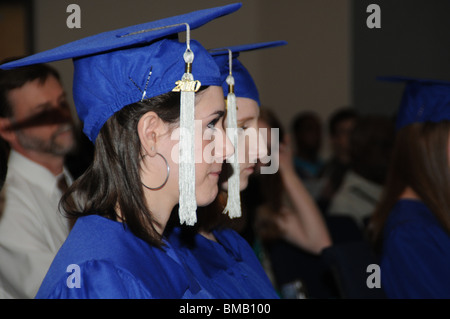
381, 199, 450, 298
167, 226, 279, 299
36, 215, 212, 299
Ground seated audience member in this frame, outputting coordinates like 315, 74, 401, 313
318, 107, 357, 212
328, 115, 395, 230
290, 111, 325, 200
0, 62, 76, 298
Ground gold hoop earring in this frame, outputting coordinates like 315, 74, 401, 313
142, 152, 170, 190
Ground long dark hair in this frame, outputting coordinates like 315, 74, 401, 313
369, 121, 450, 252
60, 90, 183, 247
250, 108, 286, 242
257, 108, 285, 212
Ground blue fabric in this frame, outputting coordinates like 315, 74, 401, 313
0, 3, 242, 142
72, 38, 221, 142
167, 226, 279, 299
381, 199, 450, 298
377, 76, 450, 130
35, 215, 213, 299
210, 41, 287, 106
294, 157, 324, 178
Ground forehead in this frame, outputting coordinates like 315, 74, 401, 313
8, 76, 63, 114
236, 97, 259, 120
195, 86, 225, 117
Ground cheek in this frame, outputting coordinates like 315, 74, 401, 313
237, 134, 248, 164
195, 126, 211, 162
194, 162, 208, 181
22, 125, 55, 137
194, 162, 218, 206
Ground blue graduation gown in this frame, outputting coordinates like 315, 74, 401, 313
35, 215, 212, 299
381, 199, 450, 298
167, 226, 279, 299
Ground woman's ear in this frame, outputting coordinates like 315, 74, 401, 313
137, 111, 164, 156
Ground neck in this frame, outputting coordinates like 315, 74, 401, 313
14, 147, 64, 176
199, 230, 218, 242
143, 188, 177, 235
399, 186, 421, 200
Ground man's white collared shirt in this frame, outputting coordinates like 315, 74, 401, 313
0, 150, 71, 298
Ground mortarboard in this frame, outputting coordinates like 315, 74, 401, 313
378, 76, 450, 130
0, 3, 242, 226
210, 41, 288, 106
209, 41, 287, 219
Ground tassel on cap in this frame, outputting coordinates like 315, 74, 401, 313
223, 49, 241, 219
174, 23, 201, 226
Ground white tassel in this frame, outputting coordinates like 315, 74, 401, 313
176, 25, 198, 226
223, 51, 241, 219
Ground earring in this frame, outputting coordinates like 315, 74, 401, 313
142, 152, 170, 190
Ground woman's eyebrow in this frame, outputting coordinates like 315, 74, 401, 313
237, 116, 255, 124
209, 110, 225, 118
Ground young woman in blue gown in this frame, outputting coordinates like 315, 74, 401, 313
369, 77, 450, 298
1, 4, 241, 299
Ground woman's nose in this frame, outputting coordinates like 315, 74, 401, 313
214, 127, 235, 161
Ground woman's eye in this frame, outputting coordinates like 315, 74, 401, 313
207, 117, 220, 129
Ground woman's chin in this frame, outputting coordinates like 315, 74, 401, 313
196, 186, 219, 207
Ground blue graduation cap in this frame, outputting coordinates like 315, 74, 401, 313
0, 3, 242, 226
209, 41, 287, 219
378, 76, 450, 130
210, 41, 287, 106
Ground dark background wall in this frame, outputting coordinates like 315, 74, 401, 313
352, 0, 450, 118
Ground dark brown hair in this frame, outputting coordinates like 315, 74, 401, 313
369, 121, 450, 251
328, 107, 357, 137
0, 61, 61, 118
349, 115, 395, 185
251, 108, 286, 242
60, 90, 183, 247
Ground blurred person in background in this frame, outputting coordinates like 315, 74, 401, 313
327, 115, 395, 231
290, 111, 325, 200
318, 108, 357, 212
369, 77, 450, 298
0, 61, 76, 298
